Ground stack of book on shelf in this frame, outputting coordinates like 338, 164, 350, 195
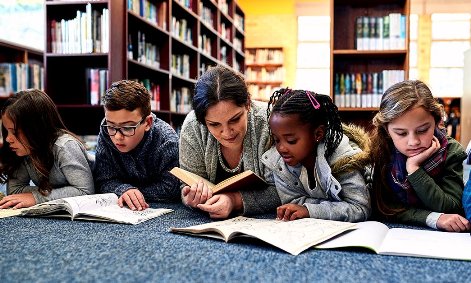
334, 70, 405, 109
170, 87, 191, 113
50, 3, 109, 54
355, 13, 406, 51
127, 0, 167, 30
86, 68, 108, 105
0, 63, 44, 96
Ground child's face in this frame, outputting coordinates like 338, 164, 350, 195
269, 113, 318, 167
2, 114, 30, 157
387, 106, 436, 157
103, 109, 151, 153
204, 100, 249, 151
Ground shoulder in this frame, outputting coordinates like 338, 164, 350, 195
152, 115, 178, 141
446, 136, 467, 161
261, 146, 281, 168
250, 101, 269, 127
54, 133, 83, 149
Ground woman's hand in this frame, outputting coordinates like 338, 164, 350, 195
181, 179, 212, 208
0, 193, 36, 209
118, 188, 149, 211
276, 203, 309, 221
436, 213, 471, 232
406, 136, 440, 174
197, 192, 242, 219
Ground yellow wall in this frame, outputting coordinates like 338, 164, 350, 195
238, 0, 297, 87
237, 0, 328, 88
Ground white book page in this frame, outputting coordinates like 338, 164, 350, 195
316, 221, 390, 253
378, 228, 471, 261
63, 193, 118, 217
171, 217, 271, 241
237, 218, 357, 255
77, 205, 173, 225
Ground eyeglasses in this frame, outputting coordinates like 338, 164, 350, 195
101, 117, 146, 137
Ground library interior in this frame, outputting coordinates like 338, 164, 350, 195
1, 0, 471, 282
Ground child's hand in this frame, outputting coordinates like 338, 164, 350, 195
181, 180, 212, 208
276, 204, 309, 221
0, 193, 36, 209
406, 136, 440, 174
436, 213, 471, 232
118, 188, 149, 211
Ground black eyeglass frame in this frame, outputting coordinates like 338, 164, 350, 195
101, 117, 146, 137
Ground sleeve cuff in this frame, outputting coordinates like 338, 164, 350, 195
425, 212, 443, 230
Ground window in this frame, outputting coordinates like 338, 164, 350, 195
409, 14, 418, 80
429, 13, 470, 97
295, 16, 330, 94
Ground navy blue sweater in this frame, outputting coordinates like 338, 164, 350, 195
94, 114, 180, 201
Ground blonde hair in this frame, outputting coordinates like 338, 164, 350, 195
370, 80, 444, 216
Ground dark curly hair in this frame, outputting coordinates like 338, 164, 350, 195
267, 88, 343, 158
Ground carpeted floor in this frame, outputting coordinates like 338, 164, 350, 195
1, 201, 470, 282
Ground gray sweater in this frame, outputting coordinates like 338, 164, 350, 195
179, 101, 281, 215
7, 133, 95, 204
94, 114, 180, 201
262, 133, 371, 222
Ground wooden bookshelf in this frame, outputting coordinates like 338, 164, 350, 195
0, 39, 44, 99
245, 47, 284, 102
330, 0, 410, 128
44, 0, 245, 135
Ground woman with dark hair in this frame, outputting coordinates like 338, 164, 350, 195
0, 89, 94, 209
179, 65, 281, 218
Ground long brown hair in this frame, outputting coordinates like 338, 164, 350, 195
370, 80, 444, 216
0, 89, 79, 195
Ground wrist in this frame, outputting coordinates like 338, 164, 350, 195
227, 191, 243, 213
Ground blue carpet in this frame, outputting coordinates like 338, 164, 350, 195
1, 202, 470, 282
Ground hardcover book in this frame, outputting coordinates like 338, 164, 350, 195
169, 167, 266, 194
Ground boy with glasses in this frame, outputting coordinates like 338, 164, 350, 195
94, 80, 180, 210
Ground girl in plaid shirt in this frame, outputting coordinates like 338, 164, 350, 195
369, 80, 470, 232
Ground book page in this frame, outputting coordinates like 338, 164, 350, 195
62, 193, 119, 217
171, 216, 357, 255
0, 208, 29, 219
315, 221, 390, 253
378, 228, 471, 261
22, 199, 70, 216
76, 205, 173, 225
169, 167, 215, 190
212, 170, 265, 193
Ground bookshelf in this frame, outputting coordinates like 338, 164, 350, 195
245, 47, 284, 102
0, 39, 44, 99
330, 0, 410, 128
44, 0, 245, 135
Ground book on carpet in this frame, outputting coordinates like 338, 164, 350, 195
19, 193, 173, 225
170, 216, 357, 255
315, 221, 471, 261
0, 207, 29, 219
169, 167, 266, 194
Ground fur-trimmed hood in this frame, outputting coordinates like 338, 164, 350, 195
331, 123, 371, 177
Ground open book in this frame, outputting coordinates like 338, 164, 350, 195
316, 221, 471, 261
20, 193, 173, 225
169, 167, 266, 194
170, 216, 357, 255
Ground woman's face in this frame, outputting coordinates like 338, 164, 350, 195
2, 113, 30, 157
204, 100, 249, 150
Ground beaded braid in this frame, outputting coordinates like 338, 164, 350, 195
267, 88, 343, 158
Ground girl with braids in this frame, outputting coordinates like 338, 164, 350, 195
370, 80, 470, 232
0, 89, 94, 209
262, 88, 371, 222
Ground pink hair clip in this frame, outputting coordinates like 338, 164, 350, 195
306, 91, 320, 109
